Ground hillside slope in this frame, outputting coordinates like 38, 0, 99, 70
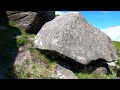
0, 22, 120, 79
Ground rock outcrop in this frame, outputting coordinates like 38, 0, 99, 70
6, 11, 55, 33
14, 44, 32, 65
26, 11, 55, 33
6, 11, 37, 28
34, 13, 118, 65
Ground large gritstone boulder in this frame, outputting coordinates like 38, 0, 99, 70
34, 13, 118, 65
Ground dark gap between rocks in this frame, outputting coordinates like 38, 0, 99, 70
39, 49, 112, 75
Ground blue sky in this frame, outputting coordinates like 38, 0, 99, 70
56, 11, 120, 29
55, 11, 120, 41
80, 11, 120, 29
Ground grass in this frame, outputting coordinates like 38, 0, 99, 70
76, 70, 116, 79
14, 48, 57, 79
113, 41, 120, 52
113, 41, 120, 66
77, 73, 116, 79
14, 59, 52, 79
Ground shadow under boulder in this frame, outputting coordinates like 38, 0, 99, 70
39, 50, 112, 77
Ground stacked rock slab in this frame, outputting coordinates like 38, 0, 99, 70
6, 11, 37, 28
6, 11, 55, 33
34, 13, 118, 65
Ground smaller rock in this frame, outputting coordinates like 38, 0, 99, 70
92, 67, 108, 75
107, 62, 119, 72
107, 62, 116, 67
116, 77, 120, 79
15, 45, 31, 65
51, 64, 78, 79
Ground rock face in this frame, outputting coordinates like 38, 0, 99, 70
34, 13, 118, 65
26, 11, 55, 33
6, 11, 37, 28
6, 11, 55, 33
92, 67, 108, 75
51, 64, 78, 79
14, 44, 32, 65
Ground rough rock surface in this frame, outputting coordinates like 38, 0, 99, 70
107, 62, 119, 72
14, 44, 32, 65
26, 11, 55, 33
92, 67, 108, 75
51, 64, 78, 79
6, 11, 37, 28
6, 11, 55, 33
34, 13, 118, 65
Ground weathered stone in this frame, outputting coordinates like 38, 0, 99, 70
26, 11, 55, 33
34, 13, 118, 65
15, 44, 31, 65
6, 11, 21, 16
107, 62, 119, 72
6, 11, 55, 33
14, 12, 36, 28
7, 12, 29, 21
107, 62, 116, 68
92, 67, 108, 75
51, 64, 78, 79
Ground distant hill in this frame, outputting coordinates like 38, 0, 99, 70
113, 41, 120, 57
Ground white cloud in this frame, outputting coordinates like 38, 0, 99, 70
67, 11, 79, 14
55, 11, 79, 15
101, 26, 120, 41
55, 11, 65, 15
